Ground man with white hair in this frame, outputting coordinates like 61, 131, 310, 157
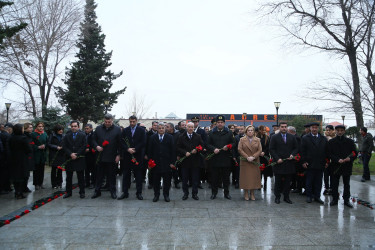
177, 122, 204, 200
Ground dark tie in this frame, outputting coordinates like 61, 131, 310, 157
283, 134, 286, 143
159, 136, 162, 142
189, 134, 192, 140
73, 133, 77, 140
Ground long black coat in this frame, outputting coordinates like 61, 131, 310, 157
121, 125, 146, 165
85, 131, 96, 161
24, 132, 35, 171
258, 134, 272, 176
301, 133, 328, 170
328, 135, 357, 176
9, 135, 32, 182
206, 127, 235, 168
269, 133, 298, 175
48, 132, 66, 167
62, 131, 86, 171
176, 132, 204, 168
92, 124, 121, 163
148, 133, 175, 173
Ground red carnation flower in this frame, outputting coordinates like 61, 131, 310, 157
24, 210, 30, 214
131, 158, 136, 163
226, 144, 233, 150
196, 145, 203, 152
54, 195, 58, 199
351, 151, 356, 157
235, 162, 239, 167
15, 215, 20, 219
102, 140, 109, 147
41, 202, 45, 205
59, 194, 63, 196
91, 149, 95, 153
86, 144, 90, 148
47, 198, 52, 202
148, 159, 156, 169
30, 141, 35, 145
4, 220, 10, 225
34, 205, 39, 209
36, 136, 40, 139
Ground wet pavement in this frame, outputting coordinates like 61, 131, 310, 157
0, 167, 374, 249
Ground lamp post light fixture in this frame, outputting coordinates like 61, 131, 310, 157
341, 115, 345, 126
274, 102, 281, 126
243, 112, 247, 126
104, 100, 110, 114
5, 103, 11, 123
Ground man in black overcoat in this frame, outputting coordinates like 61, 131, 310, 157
145, 121, 158, 189
118, 115, 146, 200
62, 121, 87, 199
269, 122, 298, 204
148, 123, 175, 202
192, 116, 207, 189
328, 125, 357, 208
206, 115, 235, 200
84, 124, 96, 189
301, 122, 328, 204
177, 122, 204, 200
166, 122, 181, 188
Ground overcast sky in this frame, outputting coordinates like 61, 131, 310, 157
6, 0, 362, 125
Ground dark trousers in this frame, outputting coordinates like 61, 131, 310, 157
182, 167, 200, 195
274, 174, 292, 199
211, 167, 230, 195
148, 169, 154, 186
172, 167, 179, 184
33, 162, 45, 186
153, 171, 172, 197
305, 168, 323, 199
85, 155, 96, 186
66, 170, 85, 195
362, 153, 371, 180
231, 163, 239, 184
331, 174, 350, 201
51, 166, 63, 187
122, 162, 143, 195
14, 181, 23, 195
95, 162, 116, 194
323, 166, 331, 189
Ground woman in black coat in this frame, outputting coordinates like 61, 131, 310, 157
48, 124, 66, 189
9, 124, 32, 199
257, 125, 272, 189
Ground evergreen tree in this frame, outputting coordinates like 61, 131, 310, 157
56, 0, 125, 125
0, 1, 27, 49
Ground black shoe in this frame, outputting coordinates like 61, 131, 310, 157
111, 192, 117, 199
24, 188, 32, 193
323, 189, 329, 195
91, 191, 101, 199
306, 197, 312, 203
136, 194, 143, 200
361, 178, 366, 182
15, 193, 25, 199
89, 184, 94, 189
292, 189, 301, 194
117, 193, 129, 200
275, 197, 280, 204
80, 193, 85, 199
174, 183, 181, 189
182, 194, 188, 200
330, 200, 338, 206
164, 196, 170, 202
63, 193, 72, 199
218, 184, 223, 188
153, 196, 159, 202
198, 184, 203, 189
235, 183, 239, 189
344, 201, 353, 208
283, 198, 293, 204
210, 194, 216, 200
315, 198, 324, 204
224, 194, 231, 200
192, 194, 199, 200
148, 185, 153, 189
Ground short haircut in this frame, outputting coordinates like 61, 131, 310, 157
129, 115, 137, 121
279, 122, 288, 126
35, 121, 44, 127
158, 122, 165, 127
13, 124, 24, 135
53, 124, 64, 133
85, 123, 93, 128
287, 126, 296, 133
361, 127, 368, 133
24, 122, 32, 130
104, 113, 113, 120
152, 121, 159, 125
70, 120, 80, 126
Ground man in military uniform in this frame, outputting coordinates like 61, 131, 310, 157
206, 115, 235, 200
328, 125, 357, 207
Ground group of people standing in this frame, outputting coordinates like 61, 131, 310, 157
0, 113, 372, 207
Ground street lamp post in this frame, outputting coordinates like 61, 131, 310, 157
5, 103, 11, 123
342, 115, 345, 126
274, 102, 281, 126
104, 100, 109, 114
243, 112, 247, 126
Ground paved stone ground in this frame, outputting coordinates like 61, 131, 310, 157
0, 167, 374, 249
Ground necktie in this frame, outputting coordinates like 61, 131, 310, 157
283, 134, 286, 143
159, 136, 163, 142
73, 133, 76, 140
189, 134, 192, 140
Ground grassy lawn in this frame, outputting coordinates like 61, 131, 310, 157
352, 153, 375, 175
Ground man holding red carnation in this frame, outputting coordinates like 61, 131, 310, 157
206, 115, 235, 200
300, 122, 328, 205
177, 122, 204, 200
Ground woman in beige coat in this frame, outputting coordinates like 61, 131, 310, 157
238, 125, 262, 200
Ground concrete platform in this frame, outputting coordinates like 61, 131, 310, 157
0, 168, 374, 249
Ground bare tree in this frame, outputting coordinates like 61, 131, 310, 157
259, 0, 375, 128
126, 91, 152, 119
0, 0, 82, 118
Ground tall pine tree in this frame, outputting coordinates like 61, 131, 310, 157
57, 0, 126, 125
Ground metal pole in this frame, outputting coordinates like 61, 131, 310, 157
6, 108, 9, 123
276, 107, 279, 126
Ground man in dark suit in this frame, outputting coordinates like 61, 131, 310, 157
269, 124, 279, 137
206, 115, 235, 200
301, 122, 328, 204
145, 121, 158, 189
118, 115, 146, 200
269, 121, 298, 204
177, 122, 204, 200
166, 122, 181, 189
148, 123, 175, 202
91, 114, 121, 199
84, 124, 96, 189
62, 120, 87, 199
192, 116, 207, 189
233, 125, 245, 189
